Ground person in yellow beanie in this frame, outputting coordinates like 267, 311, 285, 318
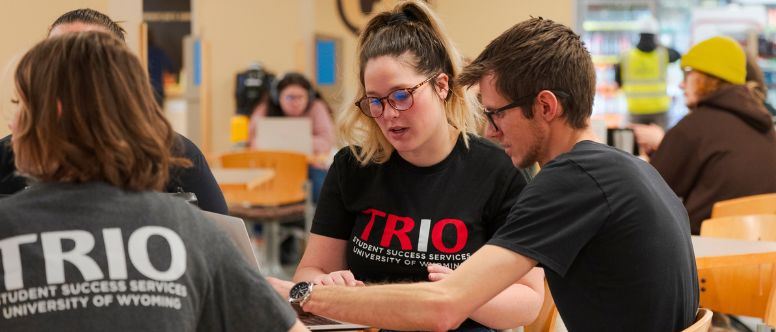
637, 36, 776, 234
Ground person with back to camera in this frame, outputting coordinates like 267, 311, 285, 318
248, 72, 336, 204
0, 31, 306, 332
635, 36, 776, 234
282, 17, 698, 332
0, 8, 228, 215
283, 2, 543, 331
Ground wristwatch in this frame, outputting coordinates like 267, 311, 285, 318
288, 281, 314, 313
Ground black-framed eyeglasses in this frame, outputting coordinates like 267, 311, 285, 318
355, 75, 438, 118
483, 90, 569, 132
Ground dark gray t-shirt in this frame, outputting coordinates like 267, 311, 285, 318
0, 182, 295, 331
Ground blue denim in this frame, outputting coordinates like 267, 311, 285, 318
309, 166, 327, 204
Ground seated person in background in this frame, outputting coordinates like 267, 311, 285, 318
634, 36, 776, 234
0, 8, 228, 215
288, 17, 698, 332
745, 53, 776, 116
288, 2, 543, 331
249, 72, 335, 204
0, 31, 304, 332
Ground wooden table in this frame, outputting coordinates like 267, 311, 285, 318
692, 236, 776, 325
212, 168, 275, 191
693, 236, 776, 268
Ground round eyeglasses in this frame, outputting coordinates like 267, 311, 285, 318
355, 75, 438, 118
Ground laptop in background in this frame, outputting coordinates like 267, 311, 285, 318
254, 118, 312, 155
201, 210, 261, 273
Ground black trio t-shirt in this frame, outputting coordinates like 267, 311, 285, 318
489, 141, 699, 332
312, 135, 528, 283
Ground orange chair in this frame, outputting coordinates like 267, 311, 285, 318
681, 308, 712, 332
219, 150, 309, 277
524, 281, 556, 332
698, 214, 776, 326
711, 193, 776, 218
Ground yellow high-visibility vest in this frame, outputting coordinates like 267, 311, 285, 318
622, 47, 671, 114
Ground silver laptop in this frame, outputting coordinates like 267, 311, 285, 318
201, 211, 260, 272
254, 117, 313, 154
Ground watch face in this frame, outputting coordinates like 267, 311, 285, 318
289, 282, 311, 300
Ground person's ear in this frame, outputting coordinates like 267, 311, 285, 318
434, 73, 450, 100
535, 90, 562, 122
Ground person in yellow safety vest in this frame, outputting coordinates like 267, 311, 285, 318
615, 15, 680, 129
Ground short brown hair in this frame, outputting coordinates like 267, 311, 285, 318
50, 8, 126, 41
13, 32, 189, 191
459, 17, 595, 129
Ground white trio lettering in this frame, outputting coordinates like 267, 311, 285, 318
0, 226, 187, 290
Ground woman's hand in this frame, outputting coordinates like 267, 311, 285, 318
313, 270, 365, 287
630, 123, 665, 155
427, 264, 454, 281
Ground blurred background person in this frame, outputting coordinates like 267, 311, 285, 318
643, 36, 776, 234
615, 15, 680, 129
249, 72, 335, 204
147, 27, 177, 107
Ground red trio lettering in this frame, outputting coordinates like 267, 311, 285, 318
431, 219, 468, 253
360, 208, 386, 241
380, 215, 415, 250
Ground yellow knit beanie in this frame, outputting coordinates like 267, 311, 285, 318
680, 36, 746, 84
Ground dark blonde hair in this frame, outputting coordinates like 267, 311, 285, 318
459, 17, 595, 129
337, 0, 478, 165
13, 32, 189, 191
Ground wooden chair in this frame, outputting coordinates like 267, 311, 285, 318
711, 193, 776, 218
681, 308, 713, 332
524, 281, 557, 332
698, 214, 776, 326
219, 150, 309, 277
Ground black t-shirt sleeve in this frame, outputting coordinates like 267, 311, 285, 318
488, 160, 610, 277
0, 135, 27, 194
310, 148, 357, 240
167, 134, 228, 215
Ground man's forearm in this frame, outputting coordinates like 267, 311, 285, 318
304, 281, 468, 331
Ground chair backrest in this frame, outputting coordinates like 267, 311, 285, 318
524, 281, 557, 332
699, 214, 776, 325
711, 193, 776, 218
681, 308, 713, 332
700, 214, 776, 241
220, 150, 308, 205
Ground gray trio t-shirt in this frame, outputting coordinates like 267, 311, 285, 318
0, 182, 295, 331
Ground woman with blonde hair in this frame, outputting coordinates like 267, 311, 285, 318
290, 1, 543, 330
0, 32, 304, 331
636, 36, 776, 234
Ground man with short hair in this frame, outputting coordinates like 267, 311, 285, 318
289, 17, 699, 332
